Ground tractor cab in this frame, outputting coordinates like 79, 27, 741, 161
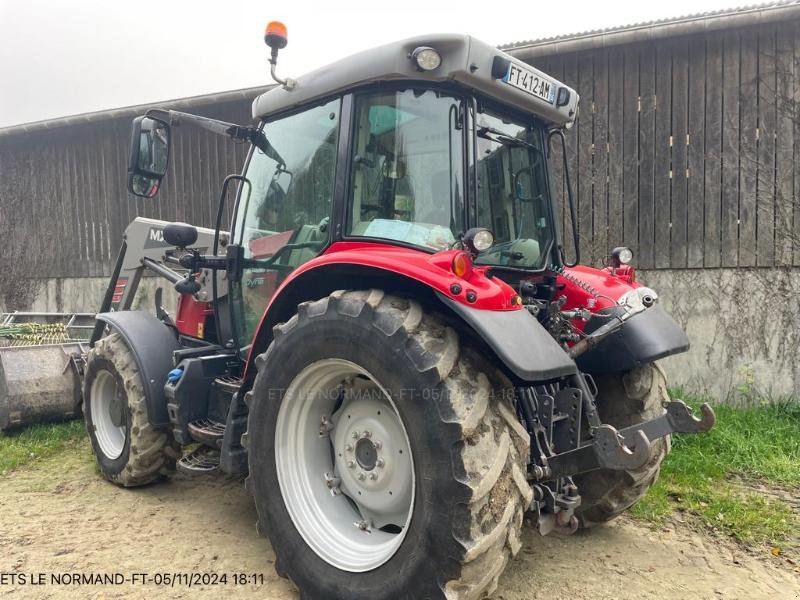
226, 32, 578, 346
123, 31, 587, 359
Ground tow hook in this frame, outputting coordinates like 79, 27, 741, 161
542, 400, 715, 480
617, 400, 715, 446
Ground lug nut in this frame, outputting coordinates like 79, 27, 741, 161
318, 415, 334, 436
374, 441, 382, 450
358, 473, 366, 481
369, 472, 378, 481
347, 460, 356, 469
361, 430, 371, 439
356, 520, 369, 531
352, 431, 359, 439
376, 458, 385, 468
345, 443, 353, 452
324, 473, 341, 496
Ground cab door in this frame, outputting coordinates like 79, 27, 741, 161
228, 98, 341, 349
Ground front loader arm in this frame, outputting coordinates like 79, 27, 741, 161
91, 217, 226, 345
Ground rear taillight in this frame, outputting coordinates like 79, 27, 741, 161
451, 252, 473, 278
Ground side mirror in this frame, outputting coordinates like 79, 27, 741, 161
269, 166, 293, 196
127, 115, 171, 198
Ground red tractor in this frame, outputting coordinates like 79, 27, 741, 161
82, 24, 714, 599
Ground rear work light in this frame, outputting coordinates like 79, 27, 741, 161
611, 246, 633, 267
462, 228, 494, 256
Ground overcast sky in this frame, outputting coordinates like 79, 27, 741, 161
0, 0, 754, 128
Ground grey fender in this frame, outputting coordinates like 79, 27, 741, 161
576, 304, 690, 374
94, 311, 181, 427
436, 293, 577, 381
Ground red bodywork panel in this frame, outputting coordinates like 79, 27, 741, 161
175, 294, 213, 339
228, 238, 647, 376
242, 241, 523, 374
556, 265, 643, 333
282, 241, 521, 311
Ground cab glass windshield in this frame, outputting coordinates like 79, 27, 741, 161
473, 107, 553, 270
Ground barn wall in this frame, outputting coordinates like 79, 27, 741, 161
0, 92, 261, 279
516, 19, 800, 270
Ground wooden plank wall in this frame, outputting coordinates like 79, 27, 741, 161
0, 98, 254, 278
1, 19, 798, 278
528, 20, 800, 269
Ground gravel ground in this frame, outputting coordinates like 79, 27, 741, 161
1, 442, 798, 599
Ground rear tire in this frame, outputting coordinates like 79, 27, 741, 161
83, 333, 179, 487
247, 290, 531, 600
574, 362, 671, 527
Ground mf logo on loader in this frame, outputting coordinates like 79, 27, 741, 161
143, 227, 171, 249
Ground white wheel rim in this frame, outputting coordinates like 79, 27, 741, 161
90, 370, 126, 459
275, 359, 415, 572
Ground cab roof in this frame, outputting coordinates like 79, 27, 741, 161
252, 34, 579, 128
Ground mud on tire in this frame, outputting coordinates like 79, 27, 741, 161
574, 363, 671, 527
83, 333, 179, 487
246, 290, 531, 600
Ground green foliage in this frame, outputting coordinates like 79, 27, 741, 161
0, 420, 86, 475
631, 393, 800, 545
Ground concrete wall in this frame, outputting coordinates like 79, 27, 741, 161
11, 269, 798, 402
10, 277, 179, 320
640, 268, 799, 402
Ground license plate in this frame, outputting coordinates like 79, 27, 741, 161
502, 63, 557, 105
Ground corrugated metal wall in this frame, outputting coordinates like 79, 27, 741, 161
0, 92, 261, 278
525, 19, 800, 269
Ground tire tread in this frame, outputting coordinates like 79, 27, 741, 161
84, 333, 179, 487
575, 363, 671, 527
251, 290, 530, 600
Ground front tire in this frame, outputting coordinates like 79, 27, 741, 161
574, 362, 671, 527
247, 290, 531, 600
83, 333, 179, 487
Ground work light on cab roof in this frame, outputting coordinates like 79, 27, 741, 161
410, 46, 441, 71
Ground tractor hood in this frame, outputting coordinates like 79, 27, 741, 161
252, 34, 579, 128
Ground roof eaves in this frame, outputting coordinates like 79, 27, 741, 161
0, 85, 271, 139
500, 0, 800, 58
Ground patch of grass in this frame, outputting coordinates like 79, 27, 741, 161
0, 420, 86, 475
631, 394, 800, 546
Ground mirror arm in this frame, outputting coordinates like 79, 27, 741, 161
146, 109, 286, 166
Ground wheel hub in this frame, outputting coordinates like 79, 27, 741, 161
274, 359, 415, 572
355, 438, 377, 470
331, 392, 413, 527
108, 392, 125, 428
